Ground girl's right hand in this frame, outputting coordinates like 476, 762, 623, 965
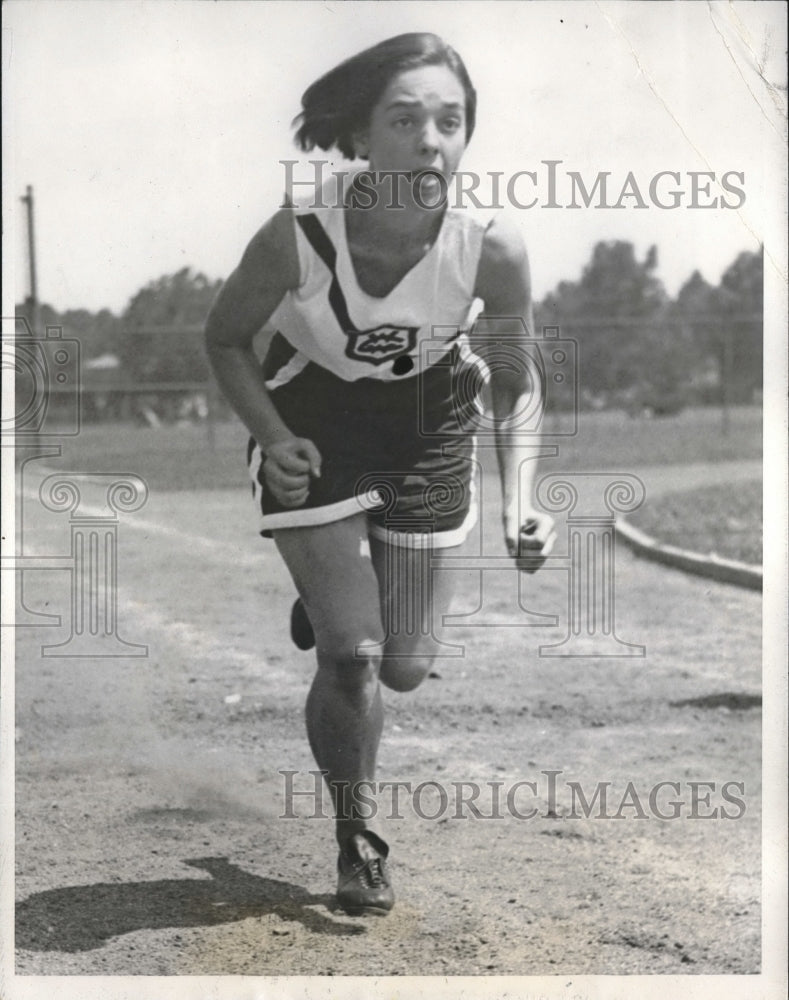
263, 438, 322, 508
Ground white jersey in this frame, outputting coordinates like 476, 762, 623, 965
267, 173, 493, 385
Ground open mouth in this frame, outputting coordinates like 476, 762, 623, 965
410, 168, 447, 191
412, 170, 449, 202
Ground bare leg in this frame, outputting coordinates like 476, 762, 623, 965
274, 514, 385, 848
304, 663, 383, 845
370, 534, 460, 692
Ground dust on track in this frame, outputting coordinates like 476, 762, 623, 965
13, 468, 762, 976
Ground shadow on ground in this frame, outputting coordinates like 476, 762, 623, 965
16, 857, 362, 952
669, 692, 762, 710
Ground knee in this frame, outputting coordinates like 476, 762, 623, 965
379, 655, 433, 693
316, 635, 383, 701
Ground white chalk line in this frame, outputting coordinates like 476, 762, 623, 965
14, 469, 297, 679
120, 597, 307, 694
18, 466, 267, 568
9, 535, 300, 684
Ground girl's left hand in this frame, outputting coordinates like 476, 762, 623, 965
503, 509, 557, 573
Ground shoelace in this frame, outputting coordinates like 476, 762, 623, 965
359, 857, 386, 889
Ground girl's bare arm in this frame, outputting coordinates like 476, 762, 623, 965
472, 213, 556, 569
205, 210, 321, 504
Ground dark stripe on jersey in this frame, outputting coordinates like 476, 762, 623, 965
262, 330, 298, 382
296, 214, 358, 334
296, 213, 337, 270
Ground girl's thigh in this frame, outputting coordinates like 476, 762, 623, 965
369, 534, 460, 661
273, 513, 384, 653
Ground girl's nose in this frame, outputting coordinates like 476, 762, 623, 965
418, 121, 440, 155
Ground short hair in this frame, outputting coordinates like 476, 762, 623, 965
293, 32, 477, 160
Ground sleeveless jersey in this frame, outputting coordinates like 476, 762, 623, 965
266, 172, 493, 387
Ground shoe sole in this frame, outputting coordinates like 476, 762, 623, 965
337, 902, 393, 917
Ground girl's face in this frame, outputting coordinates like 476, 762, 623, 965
358, 64, 468, 186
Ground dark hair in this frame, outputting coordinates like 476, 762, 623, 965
293, 32, 477, 160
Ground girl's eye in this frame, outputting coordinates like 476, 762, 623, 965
442, 118, 462, 132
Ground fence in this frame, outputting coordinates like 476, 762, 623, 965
11, 316, 762, 446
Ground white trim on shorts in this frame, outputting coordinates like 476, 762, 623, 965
256, 490, 384, 532
257, 493, 478, 547
368, 497, 478, 549
250, 439, 383, 533
368, 434, 480, 549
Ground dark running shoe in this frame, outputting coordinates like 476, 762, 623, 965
290, 597, 315, 651
336, 831, 394, 917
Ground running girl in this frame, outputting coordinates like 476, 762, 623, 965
205, 32, 556, 916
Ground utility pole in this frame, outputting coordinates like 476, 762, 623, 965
18, 185, 42, 456
20, 185, 39, 334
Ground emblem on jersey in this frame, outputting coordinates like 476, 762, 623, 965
345, 324, 419, 365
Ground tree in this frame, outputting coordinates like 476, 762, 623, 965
537, 241, 670, 404
718, 249, 763, 400
120, 267, 223, 382
673, 248, 763, 404
14, 300, 123, 361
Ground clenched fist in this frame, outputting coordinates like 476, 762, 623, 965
263, 437, 322, 508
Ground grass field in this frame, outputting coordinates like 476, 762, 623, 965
40, 404, 762, 494
36, 405, 763, 561
629, 479, 762, 564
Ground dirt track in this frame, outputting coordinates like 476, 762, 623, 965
12, 460, 762, 978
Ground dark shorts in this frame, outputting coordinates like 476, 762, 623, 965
247, 340, 486, 548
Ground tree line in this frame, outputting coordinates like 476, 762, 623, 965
16, 243, 762, 412
535, 242, 762, 412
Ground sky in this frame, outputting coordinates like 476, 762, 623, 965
3, 0, 787, 315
